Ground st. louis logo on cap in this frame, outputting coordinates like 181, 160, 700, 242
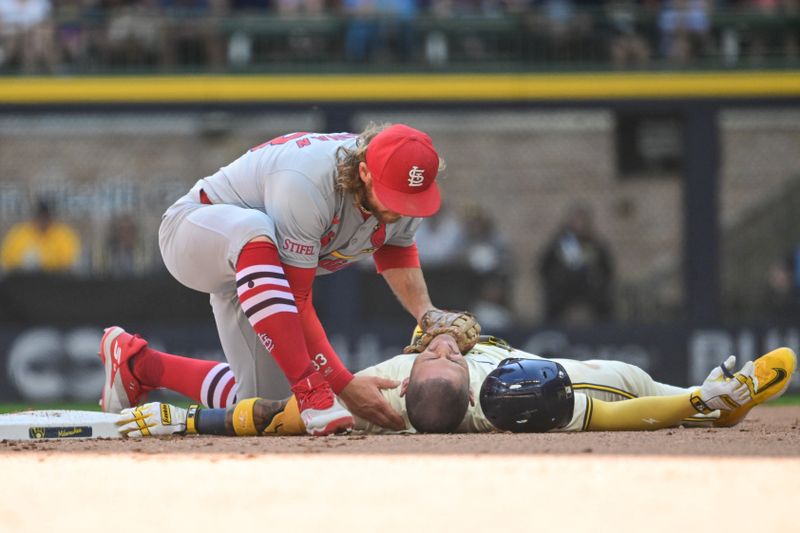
408, 166, 425, 187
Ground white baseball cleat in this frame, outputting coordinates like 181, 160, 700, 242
98, 326, 152, 413
291, 372, 353, 436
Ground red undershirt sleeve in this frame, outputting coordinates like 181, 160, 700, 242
281, 264, 354, 394
373, 243, 421, 273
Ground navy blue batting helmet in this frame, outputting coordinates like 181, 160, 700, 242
479, 358, 574, 433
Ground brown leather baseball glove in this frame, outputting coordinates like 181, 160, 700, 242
403, 309, 482, 354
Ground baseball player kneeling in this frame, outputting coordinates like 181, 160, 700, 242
100, 123, 476, 437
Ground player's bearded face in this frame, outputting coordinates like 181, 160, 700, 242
358, 163, 402, 224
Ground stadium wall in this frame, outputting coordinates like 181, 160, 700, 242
1, 71, 799, 403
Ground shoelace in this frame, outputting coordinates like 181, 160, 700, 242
299, 380, 334, 410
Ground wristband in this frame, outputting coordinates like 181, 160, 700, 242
232, 398, 260, 436
689, 391, 712, 414
186, 405, 201, 434
195, 408, 229, 436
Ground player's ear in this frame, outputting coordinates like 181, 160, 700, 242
468, 387, 475, 407
399, 377, 410, 397
358, 162, 372, 184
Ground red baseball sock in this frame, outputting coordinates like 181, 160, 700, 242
132, 349, 238, 408
236, 241, 316, 386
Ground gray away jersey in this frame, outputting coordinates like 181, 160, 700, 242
195, 132, 422, 275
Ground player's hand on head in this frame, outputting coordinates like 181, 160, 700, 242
117, 402, 188, 438
338, 375, 405, 431
404, 309, 481, 355
690, 356, 754, 414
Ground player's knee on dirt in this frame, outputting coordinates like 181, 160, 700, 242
405, 377, 470, 433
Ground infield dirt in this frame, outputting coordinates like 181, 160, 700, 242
1, 406, 798, 533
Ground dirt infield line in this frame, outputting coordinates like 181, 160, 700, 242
1, 454, 796, 533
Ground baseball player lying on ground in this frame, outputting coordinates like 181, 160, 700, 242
116, 333, 796, 437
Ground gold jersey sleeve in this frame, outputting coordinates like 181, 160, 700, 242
584, 394, 697, 431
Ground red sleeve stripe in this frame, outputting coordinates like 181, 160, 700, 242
236, 276, 290, 297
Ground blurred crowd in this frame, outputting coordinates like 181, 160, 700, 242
414, 201, 616, 328
764, 247, 800, 321
0, 0, 797, 72
0, 196, 619, 327
0, 197, 147, 278
5, 195, 800, 326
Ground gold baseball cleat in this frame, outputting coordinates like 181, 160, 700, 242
714, 347, 797, 427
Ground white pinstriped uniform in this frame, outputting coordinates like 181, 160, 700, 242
158, 133, 421, 400
355, 341, 690, 434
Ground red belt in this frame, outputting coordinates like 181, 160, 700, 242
200, 189, 212, 205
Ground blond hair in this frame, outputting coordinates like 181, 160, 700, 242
335, 122, 446, 208
335, 121, 390, 197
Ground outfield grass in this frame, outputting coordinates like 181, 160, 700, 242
0, 402, 101, 414
771, 394, 800, 406
0, 395, 798, 414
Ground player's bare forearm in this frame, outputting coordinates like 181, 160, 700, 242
381, 267, 435, 322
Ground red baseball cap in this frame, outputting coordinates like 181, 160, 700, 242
365, 124, 441, 218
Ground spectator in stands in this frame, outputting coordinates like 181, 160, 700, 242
471, 277, 513, 330
420, 0, 491, 64
275, 0, 328, 61
0, 0, 57, 72
159, 0, 225, 70
735, 0, 799, 65
415, 206, 466, 267
537, 203, 614, 323
103, 213, 141, 277
225, 0, 268, 67
54, 0, 91, 68
0, 198, 81, 273
785, 0, 799, 60
231, 0, 268, 9
529, 0, 593, 62
99, 0, 163, 67
606, 0, 650, 68
275, 0, 324, 15
763, 250, 800, 321
658, 0, 713, 65
461, 202, 511, 279
343, 0, 418, 62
